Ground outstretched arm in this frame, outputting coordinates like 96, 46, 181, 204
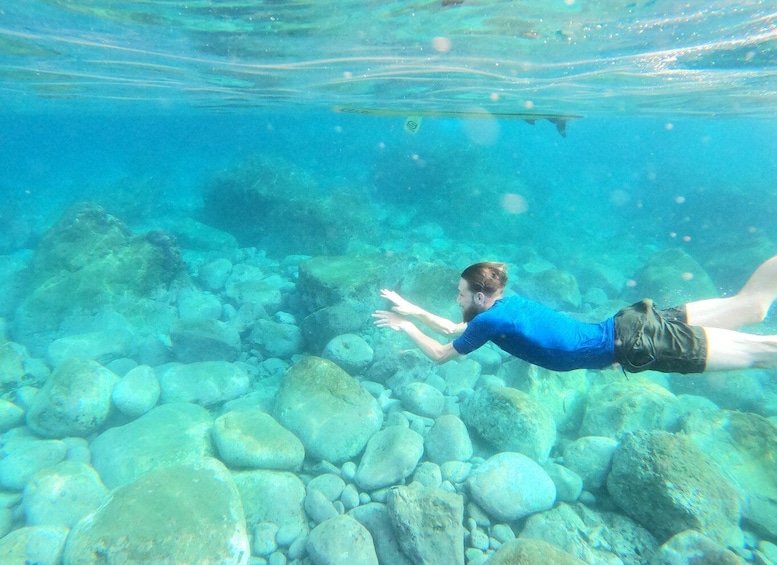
379, 289, 466, 337
372, 310, 461, 364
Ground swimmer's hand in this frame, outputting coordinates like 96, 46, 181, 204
379, 289, 422, 317
372, 310, 411, 332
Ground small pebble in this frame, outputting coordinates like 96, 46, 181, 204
491, 524, 515, 544
579, 491, 597, 506
340, 484, 360, 511
358, 492, 372, 505
268, 551, 287, 565
253, 522, 279, 557
288, 533, 308, 560
470, 528, 490, 551
276, 524, 301, 547
340, 462, 357, 482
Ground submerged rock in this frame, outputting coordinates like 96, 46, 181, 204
354, 426, 424, 491
307, 515, 378, 565
232, 469, 308, 533
63, 458, 249, 565
580, 379, 682, 439
521, 502, 657, 565
26, 358, 119, 438
461, 385, 556, 463
22, 461, 108, 528
607, 430, 742, 545
683, 410, 777, 540
170, 319, 241, 362
387, 482, 465, 565
272, 356, 383, 463
0, 438, 67, 491
488, 538, 586, 565
213, 408, 305, 471
90, 402, 214, 489
157, 361, 249, 406
0, 525, 69, 565
467, 452, 556, 522
14, 203, 182, 350
349, 503, 414, 565
650, 530, 742, 565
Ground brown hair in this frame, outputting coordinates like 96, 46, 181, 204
461, 262, 508, 296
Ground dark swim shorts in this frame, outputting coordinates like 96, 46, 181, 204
613, 299, 707, 374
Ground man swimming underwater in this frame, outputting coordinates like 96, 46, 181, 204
372, 256, 777, 374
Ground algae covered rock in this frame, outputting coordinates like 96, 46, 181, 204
607, 430, 742, 545
201, 155, 375, 255
26, 358, 119, 438
461, 385, 556, 462
25, 204, 183, 318
272, 356, 383, 463
16, 203, 182, 341
63, 458, 249, 565
683, 409, 777, 539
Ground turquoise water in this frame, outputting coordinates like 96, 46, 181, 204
1, 1, 777, 564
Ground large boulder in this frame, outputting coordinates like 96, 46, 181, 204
461, 385, 556, 463
90, 403, 214, 489
201, 155, 375, 255
26, 358, 119, 438
683, 410, 777, 539
272, 356, 383, 463
14, 203, 182, 351
607, 430, 742, 545
63, 458, 249, 564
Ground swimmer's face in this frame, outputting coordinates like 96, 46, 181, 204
457, 279, 484, 323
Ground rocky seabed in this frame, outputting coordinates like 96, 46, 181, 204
0, 207, 775, 564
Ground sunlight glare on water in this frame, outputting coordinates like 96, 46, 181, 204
0, 0, 774, 116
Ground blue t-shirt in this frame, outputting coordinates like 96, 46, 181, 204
452, 295, 616, 371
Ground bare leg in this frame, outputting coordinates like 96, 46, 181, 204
704, 327, 777, 371
686, 254, 777, 329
